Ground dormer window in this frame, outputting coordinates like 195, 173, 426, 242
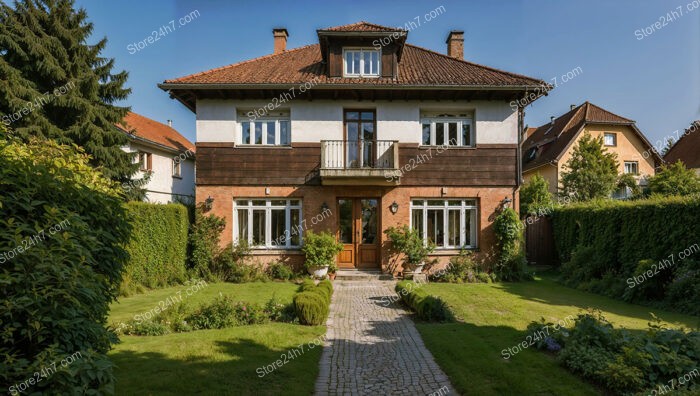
343, 48, 380, 77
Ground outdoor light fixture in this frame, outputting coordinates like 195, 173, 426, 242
204, 196, 214, 211
321, 202, 329, 212
501, 196, 513, 209
390, 201, 399, 214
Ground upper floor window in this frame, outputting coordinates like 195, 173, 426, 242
604, 133, 617, 146
137, 151, 152, 171
343, 49, 380, 77
421, 117, 474, 147
241, 118, 290, 146
172, 159, 182, 178
624, 161, 638, 175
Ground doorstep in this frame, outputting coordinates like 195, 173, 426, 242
334, 269, 394, 281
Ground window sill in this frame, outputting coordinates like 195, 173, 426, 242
249, 248, 303, 255
429, 248, 479, 255
418, 145, 476, 150
172, 175, 182, 179
342, 74, 381, 78
235, 144, 292, 149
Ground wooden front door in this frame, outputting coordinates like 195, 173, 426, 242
337, 198, 380, 269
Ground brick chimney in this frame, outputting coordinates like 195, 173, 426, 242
446, 30, 464, 59
273, 28, 288, 54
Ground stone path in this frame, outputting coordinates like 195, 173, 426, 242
314, 281, 456, 396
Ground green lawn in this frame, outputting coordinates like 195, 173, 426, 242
418, 275, 699, 396
108, 282, 325, 396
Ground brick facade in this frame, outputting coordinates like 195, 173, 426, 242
197, 184, 516, 275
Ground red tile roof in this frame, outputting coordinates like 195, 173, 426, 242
318, 21, 404, 32
664, 121, 700, 168
522, 102, 657, 172
163, 43, 543, 87
116, 112, 194, 153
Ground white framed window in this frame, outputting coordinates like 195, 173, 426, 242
343, 48, 381, 77
604, 133, 617, 146
410, 199, 478, 249
624, 161, 638, 175
233, 199, 302, 248
421, 117, 474, 147
172, 159, 182, 178
240, 118, 290, 146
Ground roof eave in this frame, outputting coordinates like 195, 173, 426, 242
158, 82, 545, 91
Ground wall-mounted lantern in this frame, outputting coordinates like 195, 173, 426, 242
390, 201, 399, 214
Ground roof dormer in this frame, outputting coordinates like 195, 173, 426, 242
316, 21, 407, 78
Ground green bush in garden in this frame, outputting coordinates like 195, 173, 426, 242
187, 205, 226, 279
394, 281, 454, 322
493, 208, 531, 281
293, 280, 333, 325
552, 196, 700, 314
266, 261, 298, 280
528, 311, 700, 395
121, 202, 189, 293
0, 137, 130, 394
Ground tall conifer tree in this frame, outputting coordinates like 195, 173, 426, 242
0, 0, 136, 180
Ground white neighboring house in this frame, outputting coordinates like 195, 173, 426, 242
116, 112, 195, 203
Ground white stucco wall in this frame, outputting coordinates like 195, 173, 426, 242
195, 99, 518, 145
124, 141, 195, 204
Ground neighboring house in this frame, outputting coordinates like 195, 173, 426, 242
522, 102, 662, 199
116, 112, 196, 203
158, 21, 546, 273
663, 121, 700, 175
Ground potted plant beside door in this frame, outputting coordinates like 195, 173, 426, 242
384, 226, 435, 277
302, 231, 343, 279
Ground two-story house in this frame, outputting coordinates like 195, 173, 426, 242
522, 102, 662, 198
663, 120, 700, 175
117, 112, 196, 203
159, 22, 545, 274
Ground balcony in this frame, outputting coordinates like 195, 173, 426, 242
320, 140, 400, 185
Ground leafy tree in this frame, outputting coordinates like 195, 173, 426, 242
560, 133, 619, 200
0, 0, 135, 181
648, 161, 700, 196
520, 173, 554, 215
616, 173, 641, 198
0, 135, 130, 393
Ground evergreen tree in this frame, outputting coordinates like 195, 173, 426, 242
0, 0, 135, 180
560, 133, 619, 200
648, 161, 700, 196
520, 174, 554, 215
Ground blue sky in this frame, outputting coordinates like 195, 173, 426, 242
76, 0, 699, 148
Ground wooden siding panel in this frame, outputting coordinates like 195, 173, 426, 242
398, 146, 517, 186
196, 144, 321, 185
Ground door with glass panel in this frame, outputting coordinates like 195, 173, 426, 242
337, 198, 379, 269
343, 110, 376, 168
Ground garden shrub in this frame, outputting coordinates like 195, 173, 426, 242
493, 208, 531, 281
293, 280, 333, 325
429, 251, 491, 283
528, 311, 700, 394
122, 202, 189, 293
394, 281, 454, 322
186, 295, 240, 330
0, 137, 130, 394
210, 242, 266, 283
553, 196, 700, 314
188, 204, 226, 280
266, 261, 297, 280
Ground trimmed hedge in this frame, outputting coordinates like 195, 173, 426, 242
395, 281, 454, 322
294, 280, 333, 325
552, 197, 700, 314
122, 202, 189, 292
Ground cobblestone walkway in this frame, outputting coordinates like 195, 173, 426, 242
314, 281, 456, 395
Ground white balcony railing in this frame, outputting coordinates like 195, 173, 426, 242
321, 140, 398, 170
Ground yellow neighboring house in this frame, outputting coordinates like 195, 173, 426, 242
522, 102, 662, 198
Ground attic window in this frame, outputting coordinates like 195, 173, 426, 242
526, 147, 537, 161
343, 48, 380, 77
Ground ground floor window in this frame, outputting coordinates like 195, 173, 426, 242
233, 199, 302, 248
410, 199, 478, 249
